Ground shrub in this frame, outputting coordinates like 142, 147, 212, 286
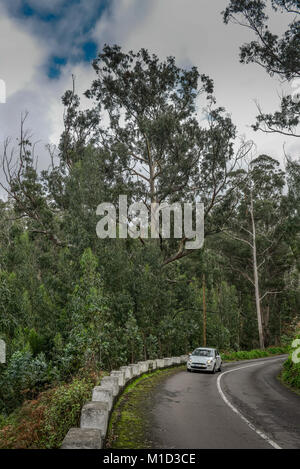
281, 334, 300, 390
221, 346, 287, 362
39, 376, 97, 448
0, 350, 54, 415
0, 371, 103, 449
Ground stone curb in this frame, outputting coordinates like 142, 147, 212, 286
61, 355, 186, 449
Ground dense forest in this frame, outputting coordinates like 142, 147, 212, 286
0, 1, 299, 425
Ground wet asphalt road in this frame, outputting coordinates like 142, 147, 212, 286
150, 356, 300, 449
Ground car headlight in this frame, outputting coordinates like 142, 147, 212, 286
207, 359, 212, 365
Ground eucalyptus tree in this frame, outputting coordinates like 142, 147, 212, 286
223, 0, 300, 138
60, 44, 252, 265
222, 155, 287, 347
0, 46, 251, 267
282, 156, 300, 277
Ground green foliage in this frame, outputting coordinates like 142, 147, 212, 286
0, 372, 101, 449
107, 367, 180, 449
223, 1, 300, 137
221, 346, 288, 362
0, 44, 298, 426
282, 358, 300, 389
281, 333, 300, 389
28, 329, 45, 356
0, 350, 54, 415
40, 376, 97, 448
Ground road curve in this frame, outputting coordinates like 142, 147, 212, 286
150, 355, 300, 449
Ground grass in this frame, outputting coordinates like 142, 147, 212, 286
280, 334, 300, 392
106, 348, 291, 449
222, 343, 300, 396
277, 370, 300, 396
106, 366, 183, 449
0, 344, 294, 449
221, 346, 288, 362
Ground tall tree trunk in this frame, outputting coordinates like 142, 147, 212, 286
202, 274, 207, 347
262, 303, 271, 346
250, 191, 265, 349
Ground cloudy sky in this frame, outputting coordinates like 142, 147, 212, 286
0, 0, 299, 178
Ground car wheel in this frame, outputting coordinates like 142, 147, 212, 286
187, 368, 191, 372
211, 365, 216, 374
218, 364, 222, 372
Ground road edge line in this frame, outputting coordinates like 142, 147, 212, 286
217, 360, 282, 449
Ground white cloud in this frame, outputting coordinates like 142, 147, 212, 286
0, 4, 50, 195
0, 8, 45, 97
0, 2, 94, 144
46, 61, 97, 144
92, 0, 299, 162
0, 0, 298, 196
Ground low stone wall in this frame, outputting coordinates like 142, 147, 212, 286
61, 355, 188, 449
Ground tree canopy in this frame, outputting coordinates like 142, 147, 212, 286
223, 0, 300, 137
0, 44, 299, 419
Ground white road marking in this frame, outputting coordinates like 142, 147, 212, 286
217, 358, 284, 449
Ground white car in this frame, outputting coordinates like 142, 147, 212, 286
187, 347, 222, 373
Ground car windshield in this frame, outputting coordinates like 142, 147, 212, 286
192, 349, 214, 357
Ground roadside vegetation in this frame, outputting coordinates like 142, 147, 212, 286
106, 367, 182, 449
0, 1, 299, 449
221, 346, 288, 362
0, 368, 105, 449
106, 342, 297, 449
281, 333, 300, 391
0, 338, 297, 449
1, 47, 299, 424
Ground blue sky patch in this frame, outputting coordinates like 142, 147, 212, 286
0, 0, 110, 78
47, 56, 67, 79
82, 41, 98, 62
21, 3, 34, 17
